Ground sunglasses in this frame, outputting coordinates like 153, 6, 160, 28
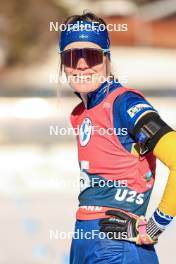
60, 48, 109, 68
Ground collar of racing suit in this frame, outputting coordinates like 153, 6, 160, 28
74, 80, 122, 109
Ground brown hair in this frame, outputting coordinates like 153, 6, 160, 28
63, 11, 108, 27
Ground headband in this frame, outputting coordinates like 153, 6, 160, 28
59, 20, 110, 53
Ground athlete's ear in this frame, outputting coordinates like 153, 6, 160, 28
105, 56, 111, 78
63, 64, 69, 78
63, 65, 66, 74
59, 61, 64, 75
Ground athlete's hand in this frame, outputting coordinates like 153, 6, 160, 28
99, 210, 163, 245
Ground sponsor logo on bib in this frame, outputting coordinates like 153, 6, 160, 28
79, 117, 92, 146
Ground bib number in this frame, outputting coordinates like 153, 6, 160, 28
115, 189, 144, 205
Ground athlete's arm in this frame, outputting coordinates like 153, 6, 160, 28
153, 131, 176, 216
112, 91, 176, 242
132, 109, 176, 240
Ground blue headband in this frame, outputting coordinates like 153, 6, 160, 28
59, 20, 110, 53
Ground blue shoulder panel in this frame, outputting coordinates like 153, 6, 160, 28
113, 91, 158, 152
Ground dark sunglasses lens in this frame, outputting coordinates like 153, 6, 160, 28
61, 50, 80, 68
61, 49, 103, 68
84, 49, 103, 67
71, 50, 79, 68
61, 50, 72, 67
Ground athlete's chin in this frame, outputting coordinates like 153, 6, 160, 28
70, 82, 101, 94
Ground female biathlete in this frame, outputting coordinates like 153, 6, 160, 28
59, 11, 176, 264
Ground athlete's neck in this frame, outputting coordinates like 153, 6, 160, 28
80, 93, 88, 108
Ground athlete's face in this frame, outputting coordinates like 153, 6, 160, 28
62, 42, 110, 94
